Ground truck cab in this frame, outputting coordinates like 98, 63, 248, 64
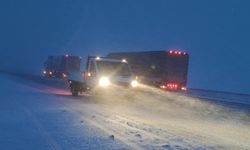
69, 56, 138, 96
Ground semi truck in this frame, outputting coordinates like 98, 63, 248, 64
68, 56, 138, 96
107, 50, 189, 91
43, 55, 81, 78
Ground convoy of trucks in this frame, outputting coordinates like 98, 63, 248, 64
43, 50, 189, 96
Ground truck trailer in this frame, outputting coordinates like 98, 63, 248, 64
107, 50, 189, 91
43, 55, 81, 79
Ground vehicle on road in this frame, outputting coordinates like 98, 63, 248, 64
108, 50, 189, 91
43, 55, 81, 79
68, 56, 138, 96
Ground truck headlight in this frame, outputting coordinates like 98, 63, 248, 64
131, 80, 138, 87
99, 77, 110, 87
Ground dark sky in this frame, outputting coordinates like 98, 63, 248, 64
0, 0, 250, 94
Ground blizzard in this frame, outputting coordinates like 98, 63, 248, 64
0, 72, 250, 150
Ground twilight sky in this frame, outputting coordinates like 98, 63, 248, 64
0, 0, 250, 94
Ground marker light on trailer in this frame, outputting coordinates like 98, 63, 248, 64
43, 71, 47, 74
168, 50, 187, 56
49, 71, 52, 75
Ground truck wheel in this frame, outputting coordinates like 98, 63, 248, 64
70, 84, 79, 96
72, 90, 78, 96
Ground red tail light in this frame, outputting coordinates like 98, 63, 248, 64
161, 82, 186, 91
166, 83, 178, 90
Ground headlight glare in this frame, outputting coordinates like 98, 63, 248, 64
99, 77, 110, 87
131, 80, 138, 87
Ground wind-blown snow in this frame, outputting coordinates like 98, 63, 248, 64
0, 74, 130, 150
0, 73, 250, 150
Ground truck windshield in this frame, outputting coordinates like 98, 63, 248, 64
96, 61, 131, 76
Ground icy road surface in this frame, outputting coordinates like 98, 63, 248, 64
0, 73, 250, 150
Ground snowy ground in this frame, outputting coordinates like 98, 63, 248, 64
0, 73, 250, 150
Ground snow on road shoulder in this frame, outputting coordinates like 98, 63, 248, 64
186, 89, 250, 105
0, 74, 130, 150
91, 85, 250, 149
1, 73, 250, 150
63, 85, 250, 150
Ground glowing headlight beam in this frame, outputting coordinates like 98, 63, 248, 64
99, 77, 110, 87
131, 80, 138, 87
122, 59, 127, 63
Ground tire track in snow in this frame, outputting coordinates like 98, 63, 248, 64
69, 104, 217, 150
65, 105, 143, 150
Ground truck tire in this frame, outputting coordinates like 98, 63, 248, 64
70, 83, 79, 96
72, 90, 78, 96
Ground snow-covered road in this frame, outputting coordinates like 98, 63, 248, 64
0, 73, 250, 150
